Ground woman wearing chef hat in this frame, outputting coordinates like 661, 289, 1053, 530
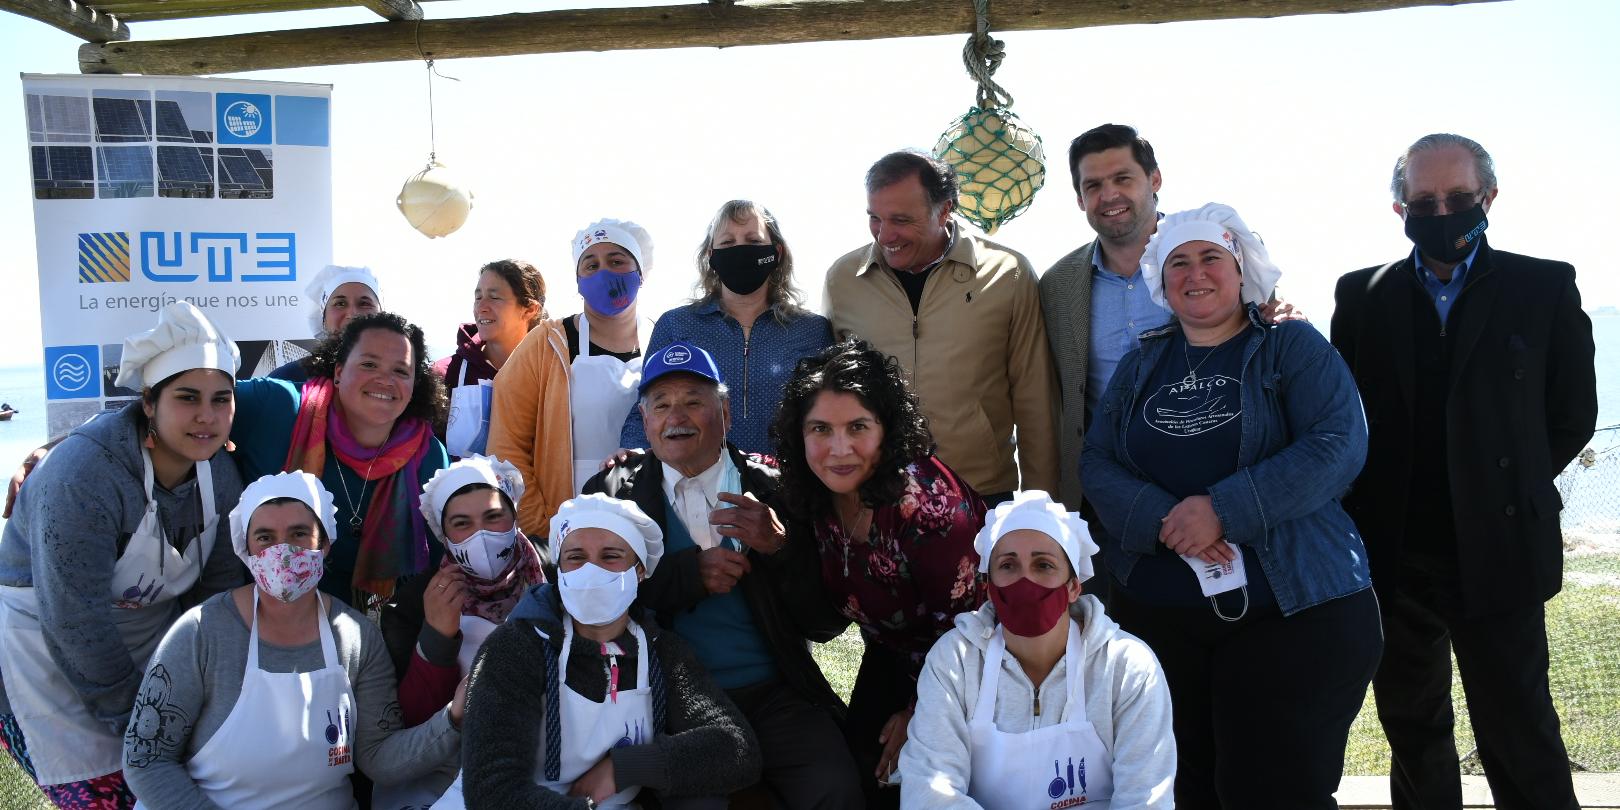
121, 471, 463, 809
488, 219, 656, 555
271, 264, 385, 383
0, 301, 245, 808
458, 493, 760, 809
900, 491, 1176, 809
371, 455, 547, 808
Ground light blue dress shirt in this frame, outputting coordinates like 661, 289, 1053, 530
1087, 245, 1173, 413
1413, 241, 1480, 329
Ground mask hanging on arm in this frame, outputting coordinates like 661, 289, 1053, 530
710, 244, 779, 296
578, 269, 642, 316
1405, 204, 1488, 266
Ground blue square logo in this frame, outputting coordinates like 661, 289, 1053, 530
216, 93, 273, 145
275, 95, 329, 147
44, 345, 99, 400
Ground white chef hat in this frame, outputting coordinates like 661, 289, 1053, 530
418, 454, 526, 542
304, 264, 384, 335
114, 301, 240, 391
571, 219, 654, 276
230, 471, 338, 563
1143, 203, 1282, 310
973, 490, 1099, 582
550, 493, 665, 576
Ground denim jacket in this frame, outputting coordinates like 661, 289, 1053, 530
1080, 308, 1372, 616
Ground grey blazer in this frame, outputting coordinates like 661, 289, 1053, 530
1037, 240, 1097, 511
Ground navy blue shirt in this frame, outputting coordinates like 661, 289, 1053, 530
621, 299, 833, 456
1121, 330, 1274, 609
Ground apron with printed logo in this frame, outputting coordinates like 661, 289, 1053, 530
0, 451, 216, 785
179, 592, 357, 810
966, 622, 1115, 810
569, 315, 643, 493
444, 363, 494, 459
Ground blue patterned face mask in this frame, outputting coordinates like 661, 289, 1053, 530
578, 268, 642, 316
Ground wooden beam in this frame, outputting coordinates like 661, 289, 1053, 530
355, 0, 422, 21
74, 0, 449, 23
1, 0, 130, 41
79, 0, 1497, 75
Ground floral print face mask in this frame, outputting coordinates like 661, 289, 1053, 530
248, 543, 325, 603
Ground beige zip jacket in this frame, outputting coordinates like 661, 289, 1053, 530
824, 230, 1059, 497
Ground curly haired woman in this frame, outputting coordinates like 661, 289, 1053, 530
771, 338, 987, 808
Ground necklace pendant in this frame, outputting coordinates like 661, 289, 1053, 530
1182, 373, 1198, 386
349, 514, 364, 533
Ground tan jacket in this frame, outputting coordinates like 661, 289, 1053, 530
823, 231, 1059, 496
486, 318, 575, 539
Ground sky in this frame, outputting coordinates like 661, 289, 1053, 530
0, 0, 1617, 367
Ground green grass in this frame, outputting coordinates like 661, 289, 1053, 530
2, 555, 1612, 803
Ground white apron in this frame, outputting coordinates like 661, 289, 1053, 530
966, 622, 1115, 810
569, 314, 644, 493
0, 452, 217, 785
182, 592, 357, 810
373, 613, 498, 810
427, 619, 653, 810
444, 363, 493, 459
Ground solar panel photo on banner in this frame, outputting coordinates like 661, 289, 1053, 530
155, 91, 213, 145
26, 93, 92, 143
32, 144, 93, 199
93, 95, 151, 143
155, 101, 192, 142
158, 145, 214, 198
218, 147, 272, 199
96, 144, 153, 198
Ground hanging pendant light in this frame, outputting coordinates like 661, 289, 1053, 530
397, 59, 472, 238
932, 0, 1045, 235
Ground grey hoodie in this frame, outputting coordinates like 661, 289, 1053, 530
0, 402, 244, 726
899, 595, 1176, 809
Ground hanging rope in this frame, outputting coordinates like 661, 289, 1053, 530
963, 0, 1012, 109
412, 19, 460, 167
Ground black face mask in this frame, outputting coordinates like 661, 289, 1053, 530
710, 243, 779, 296
1404, 203, 1488, 265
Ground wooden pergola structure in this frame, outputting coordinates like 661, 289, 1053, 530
1, 0, 1491, 76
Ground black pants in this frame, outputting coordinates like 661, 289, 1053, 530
726, 680, 864, 810
1374, 568, 1579, 810
1111, 586, 1382, 809
845, 644, 912, 810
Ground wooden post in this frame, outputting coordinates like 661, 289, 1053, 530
78, 0, 1495, 75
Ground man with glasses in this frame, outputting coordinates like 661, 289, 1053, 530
1330, 133, 1595, 810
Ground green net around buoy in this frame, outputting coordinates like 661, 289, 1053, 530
934, 106, 1045, 235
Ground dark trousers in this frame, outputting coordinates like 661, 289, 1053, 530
1374, 568, 1579, 810
1111, 586, 1382, 809
845, 644, 911, 810
726, 680, 864, 810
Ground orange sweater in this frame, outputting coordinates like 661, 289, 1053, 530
487, 318, 575, 539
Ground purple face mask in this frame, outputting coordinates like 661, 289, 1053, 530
578, 267, 642, 316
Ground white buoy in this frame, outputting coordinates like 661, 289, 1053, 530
396, 160, 473, 238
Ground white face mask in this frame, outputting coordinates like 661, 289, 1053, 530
446, 526, 521, 581
558, 562, 639, 626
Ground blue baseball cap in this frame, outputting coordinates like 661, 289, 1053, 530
639, 342, 724, 393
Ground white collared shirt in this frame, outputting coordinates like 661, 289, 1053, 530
661, 451, 730, 550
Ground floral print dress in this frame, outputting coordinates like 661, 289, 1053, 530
813, 455, 988, 687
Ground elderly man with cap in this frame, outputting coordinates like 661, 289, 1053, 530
1331, 134, 1596, 810
460, 493, 760, 809
582, 342, 862, 808
122, 471, 464, 809
489, 218, 655, 558
270, 264, 384, 383
0, 302, 245, 808
1082, 203, 1379, 808
901, 491, 1175, 809
823, 149, 1059, 507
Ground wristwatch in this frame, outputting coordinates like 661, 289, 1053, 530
584, 799, 597, 809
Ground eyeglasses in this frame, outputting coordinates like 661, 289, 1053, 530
1400, 190, 1484, 218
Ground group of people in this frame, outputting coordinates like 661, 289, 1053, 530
0, 125, 1596, 810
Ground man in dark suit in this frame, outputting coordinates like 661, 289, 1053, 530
1330, 133, 1596, 810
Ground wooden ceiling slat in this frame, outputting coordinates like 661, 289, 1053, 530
0, 0, 130, 41
84, 1, 374, 22
78, 0, 1494, 75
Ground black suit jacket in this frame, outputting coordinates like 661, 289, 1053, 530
1330, 238, 1597, 615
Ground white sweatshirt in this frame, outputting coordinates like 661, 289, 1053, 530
899, 595, 1176, 809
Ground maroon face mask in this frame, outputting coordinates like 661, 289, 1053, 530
988, 576, 1070, 637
